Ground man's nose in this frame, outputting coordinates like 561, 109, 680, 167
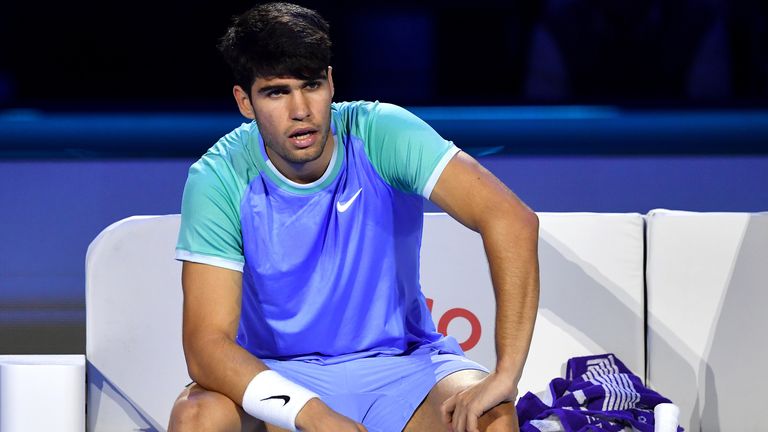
290, 92, 311, 120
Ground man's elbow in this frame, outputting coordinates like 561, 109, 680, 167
502, 203, 539, 238
182, 331, 224, 384
525, 209, 539, 237
183, 337, 204, 383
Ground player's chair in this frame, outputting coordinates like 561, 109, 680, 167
85, 213, 646, 431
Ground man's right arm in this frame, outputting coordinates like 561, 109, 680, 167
180, 261, 366, 431
181, 261, 266, 403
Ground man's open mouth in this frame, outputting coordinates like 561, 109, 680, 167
289, 129, 317, 140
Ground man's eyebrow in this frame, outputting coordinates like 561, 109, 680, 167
255, 77, 326, 95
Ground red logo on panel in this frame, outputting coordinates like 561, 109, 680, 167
426, 298, 482, 351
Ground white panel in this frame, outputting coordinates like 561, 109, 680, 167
420, 214, 495, 370
0, 355, 85, 432
86, 215, 188, 431
421, 212, 646, 397
646, 210, 768, 432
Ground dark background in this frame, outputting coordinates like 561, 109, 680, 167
1, 0, 766, 110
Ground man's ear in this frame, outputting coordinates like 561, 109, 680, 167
233, 85, 255, 120
327, 66, 334, 99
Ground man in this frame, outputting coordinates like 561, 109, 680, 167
169, 3, 539, 431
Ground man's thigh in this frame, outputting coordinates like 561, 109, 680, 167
403, 370, 519, 432
168, 383, 288, 432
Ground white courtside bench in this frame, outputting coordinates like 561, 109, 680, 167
81, 211, 766, 431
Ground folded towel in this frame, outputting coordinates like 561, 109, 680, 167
516, 353, 683, 432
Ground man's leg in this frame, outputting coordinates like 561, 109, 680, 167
168, 383, 289, 432
403, 370, 519, 432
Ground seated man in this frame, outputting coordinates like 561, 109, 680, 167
168, 3, 539, 431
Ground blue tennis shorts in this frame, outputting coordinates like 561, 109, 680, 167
263, 350, 489, 431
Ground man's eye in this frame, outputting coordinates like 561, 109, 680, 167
268, 90, 285, 97
306, 81, 321, 89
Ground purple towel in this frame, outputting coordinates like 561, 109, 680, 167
516, 353, 683, 432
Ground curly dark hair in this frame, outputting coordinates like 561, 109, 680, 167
218, 2, 332, 96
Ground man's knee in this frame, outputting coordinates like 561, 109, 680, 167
479, 401, 519, 432
168, 385, 255, 432
169, 395, 206, 432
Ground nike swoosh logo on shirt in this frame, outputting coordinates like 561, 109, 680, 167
260, 395, 291, 406
336, 188, 363, 213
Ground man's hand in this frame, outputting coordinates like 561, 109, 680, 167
295, 398, 367, 432
440, 371, 518, 432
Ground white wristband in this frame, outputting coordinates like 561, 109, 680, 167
241, 370, 319, 431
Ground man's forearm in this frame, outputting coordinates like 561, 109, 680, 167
184, 332, 269, 405
479, 210, 540, 385
185, 334, 354, 431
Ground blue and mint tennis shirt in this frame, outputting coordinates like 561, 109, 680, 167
176, 101, 464, 364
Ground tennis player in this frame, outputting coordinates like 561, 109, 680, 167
168, 3, 539, 431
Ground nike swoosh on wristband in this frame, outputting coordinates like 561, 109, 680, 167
336, 188, 363, 213
260, 395, 291, 406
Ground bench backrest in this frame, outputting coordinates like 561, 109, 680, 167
86, 212, 646, 431
646, 209, 768, 431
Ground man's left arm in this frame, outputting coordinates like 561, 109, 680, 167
430, 151, 540, 431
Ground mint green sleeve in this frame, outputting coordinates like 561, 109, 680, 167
364, 103, 460, 198
175, 156, 245, 272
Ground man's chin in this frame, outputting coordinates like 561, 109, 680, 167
286, 145, 326, 165
296, 133, 329, 162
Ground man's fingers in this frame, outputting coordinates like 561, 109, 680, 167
453, 400, 466, 432
451, 395, 488, 432
455, 410, 466, 432
466, 407, 480, 432
441, 394, 456, 426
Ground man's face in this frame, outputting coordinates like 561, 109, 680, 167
246, 69, 335, 177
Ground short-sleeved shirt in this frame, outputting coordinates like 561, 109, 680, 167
176, 101, 463, 364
